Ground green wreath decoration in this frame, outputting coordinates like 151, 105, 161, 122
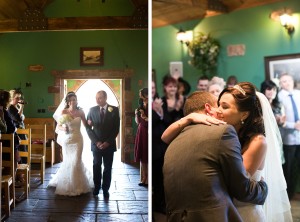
188, 33, 220, 77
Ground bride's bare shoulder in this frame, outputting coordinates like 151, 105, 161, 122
250, 134, 266, 145
243, 134, 266, 154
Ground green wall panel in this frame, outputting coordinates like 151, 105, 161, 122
0, 30, 147, 117
152, 0, 300, 95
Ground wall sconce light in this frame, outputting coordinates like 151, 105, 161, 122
270, 8, 295, 35
176, 28, 193, 46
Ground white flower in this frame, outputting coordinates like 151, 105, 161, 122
108, 107, 113, 112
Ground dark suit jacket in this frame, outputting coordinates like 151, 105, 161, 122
163, 124, 268, 222
3, 109, 19, 149
86, 104, 120, 152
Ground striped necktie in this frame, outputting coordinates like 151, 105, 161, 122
100, 107, 105, 123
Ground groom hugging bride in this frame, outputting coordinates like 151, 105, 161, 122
50, 90, 119, 201
162, 82, 292, 222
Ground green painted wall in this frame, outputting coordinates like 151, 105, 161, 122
0, 30, 147, 117
0, 0, 148, 118
152, 0, 300, 96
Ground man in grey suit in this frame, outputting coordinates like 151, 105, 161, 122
163, 91, 268, 222
86, 90, 120, 200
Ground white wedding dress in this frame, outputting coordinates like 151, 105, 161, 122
48, 116, 93, 196
233, 92, 292, 222
234, 170, 265, 222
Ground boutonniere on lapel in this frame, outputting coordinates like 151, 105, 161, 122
108, 107, 113, 112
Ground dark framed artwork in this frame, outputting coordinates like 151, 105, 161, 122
264, 53, 300, 88
80, 47, 104, 66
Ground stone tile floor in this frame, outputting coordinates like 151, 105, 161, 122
5, 151, 148, 222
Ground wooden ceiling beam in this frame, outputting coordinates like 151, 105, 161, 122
152, 0, 283, 28
0, 16, 147, 33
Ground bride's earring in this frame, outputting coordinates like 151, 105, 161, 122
241, 119, 244, 124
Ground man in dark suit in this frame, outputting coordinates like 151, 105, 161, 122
163, 91, 268, 222
86, 90, 120, 200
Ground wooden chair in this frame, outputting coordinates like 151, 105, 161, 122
15, 128, 31, 199
1, 134, 15, 219
28, 124, 46, 184
24, 118, 56, 166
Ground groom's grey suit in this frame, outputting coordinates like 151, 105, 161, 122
163, 124, 268, 222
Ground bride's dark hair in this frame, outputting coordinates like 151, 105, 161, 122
218, 82, 264, 149
64, 91, 81, 110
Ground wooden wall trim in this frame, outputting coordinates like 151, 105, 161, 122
0, 16, 146, 33
51, 69, 134, 79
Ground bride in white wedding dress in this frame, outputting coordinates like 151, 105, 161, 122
161, 82, 293, 221
233, 89, 292, 222
49, 92, 93, 196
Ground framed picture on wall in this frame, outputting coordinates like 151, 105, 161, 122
80, 47, 104, 66
264, 53, 300, 88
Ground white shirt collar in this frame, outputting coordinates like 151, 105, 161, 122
100, 104, 108, 110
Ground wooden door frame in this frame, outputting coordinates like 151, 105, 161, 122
51, 68, 134, 163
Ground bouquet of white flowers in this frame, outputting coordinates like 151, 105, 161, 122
58, 114, 73, 133
59, 114, 73, 124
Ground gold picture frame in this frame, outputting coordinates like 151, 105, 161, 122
80, 47, 104, 66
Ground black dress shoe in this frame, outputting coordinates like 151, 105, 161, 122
103, 191, 109, 200
93, 189, 99, 196
138, 182, 148, 187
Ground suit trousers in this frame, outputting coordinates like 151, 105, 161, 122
283, 144, 300, 198
93, 149, 114, 192
152, 154, 166, 213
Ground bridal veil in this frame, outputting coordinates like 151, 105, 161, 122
256, 92, 292, 221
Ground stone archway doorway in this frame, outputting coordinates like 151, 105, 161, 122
51, 69, 134, 163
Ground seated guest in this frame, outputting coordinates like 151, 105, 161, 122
8, 89, 26, 129
8, 89, 27, 152
0, 90, 21, 178
0, 105, 7, 133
